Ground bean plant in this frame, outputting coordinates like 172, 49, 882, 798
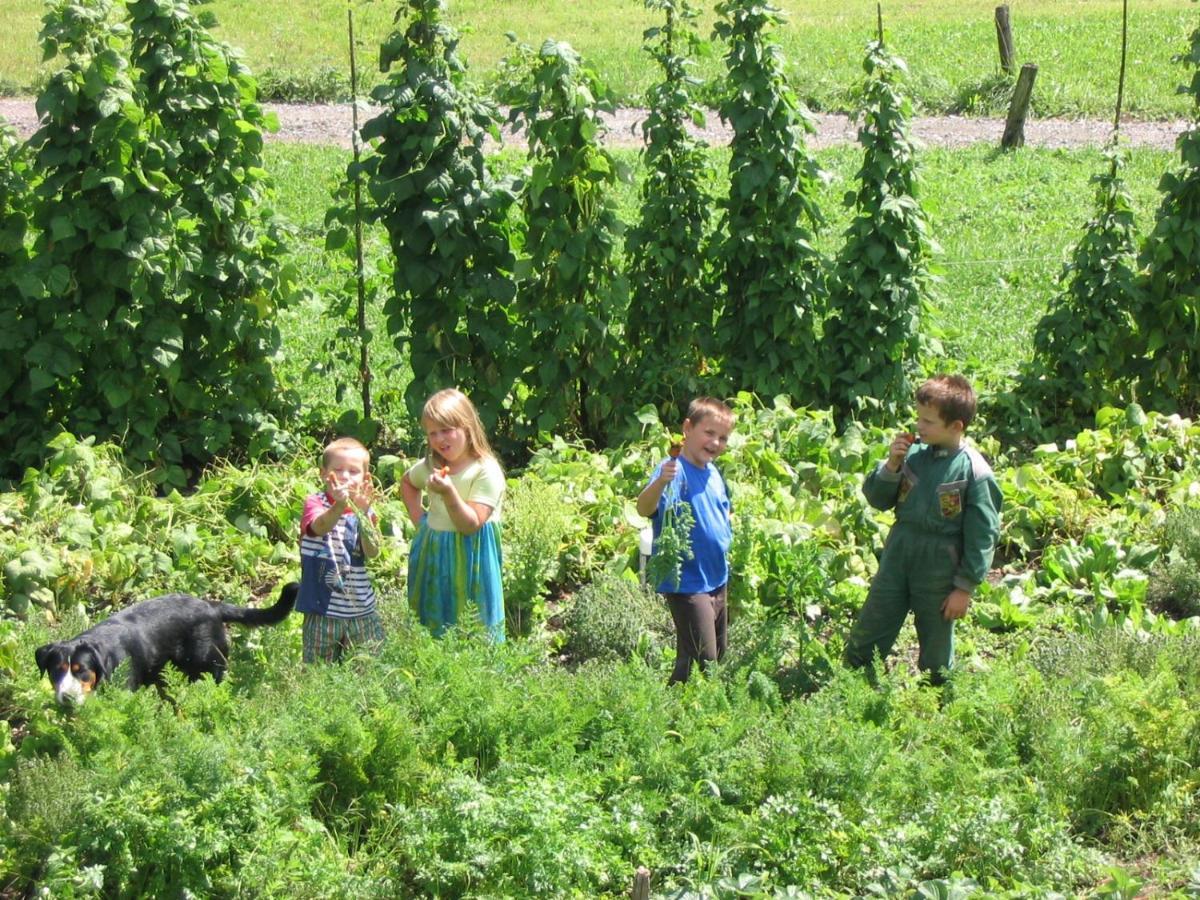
499, 38, 628, 444
2, 0, 295, 486
1129, 21, 1200, 417
1012, 149, 1140, 441
357, 0, 520, 437
822, 41, 936, 430
624, 0, 715, 417
710, 0, 825, 401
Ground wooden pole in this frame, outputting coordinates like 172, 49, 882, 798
1001, 63, 1038, 150
995, 5, 1015, 75
631, 867, 651, 900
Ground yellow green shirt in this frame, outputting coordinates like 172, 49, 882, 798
406, 456, 505, 532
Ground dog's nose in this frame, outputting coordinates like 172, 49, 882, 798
55, 674, 87, 705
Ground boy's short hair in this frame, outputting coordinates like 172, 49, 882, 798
685, 396, 735, 427
322, 436, 370, 470
916, 375, 976, 428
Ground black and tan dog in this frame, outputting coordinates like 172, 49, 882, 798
35, 582, 298, 704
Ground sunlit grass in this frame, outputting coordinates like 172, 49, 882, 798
264, 139, 1173, 436
2, 0, 1194, 117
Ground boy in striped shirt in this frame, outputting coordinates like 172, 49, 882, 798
297, 437, 383, 662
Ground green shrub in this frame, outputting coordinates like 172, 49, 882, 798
502, 476, 573, 637
1148, 505, 1200, 619
560, 572, 672, 664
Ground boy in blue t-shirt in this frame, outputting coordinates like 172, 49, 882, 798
637, 397, 735, 684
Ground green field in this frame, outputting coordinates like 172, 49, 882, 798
1, 0, 1195, 116
264, 141, 1175, 438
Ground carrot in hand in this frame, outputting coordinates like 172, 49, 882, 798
438, 466, 450, 478
668, 442, 683, 459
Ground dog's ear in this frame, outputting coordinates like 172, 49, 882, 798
75, 641, 107, 682
34, 643, 55, 676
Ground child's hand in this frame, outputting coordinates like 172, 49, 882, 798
326, 475, 351, 507
885, 431, 916, 471
427, 467, 454, 496
657, 458, 679, 485
349, 482, 375, 513
941, 588, 972, 621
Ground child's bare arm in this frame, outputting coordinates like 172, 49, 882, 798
400, 473, 424, 526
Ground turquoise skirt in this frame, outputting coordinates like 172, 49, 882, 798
408, 517, 505, 642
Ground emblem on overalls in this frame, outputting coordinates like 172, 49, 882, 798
939, 489, 962, 517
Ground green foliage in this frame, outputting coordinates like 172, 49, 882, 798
501, 476, 573, 637
1148, 504, 1200, 619
0, 0, 297, 487
560, 571, 672, 664
358, 0, 520, 439
644, 492, 695, 591
623, 0, 715, 416
823, 41, 937, 429
1011, 149, 1141, 440
710, 0, 825, 399
1129, 21, 1200, 416
499, 37, 628, 444
0, 121, 34, 381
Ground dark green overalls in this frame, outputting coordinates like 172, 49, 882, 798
844, 442, 1003, 681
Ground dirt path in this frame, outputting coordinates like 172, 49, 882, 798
0, 97, 1187, 151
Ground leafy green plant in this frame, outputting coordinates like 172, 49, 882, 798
823, 40, 937, 429
499, 37, 628, 444
1147, 504, 1200, 619
1011, 149, 1140, 441
623, 0, 716, 416
1128, 21, 1200, 416
710, 0, 825, 400
0, 121, 35, 422
1, 0, 297, 487
561, 571, 671, 664
501, 475, 573, 636
357, 0, 521, 439
645, 493, 695, 592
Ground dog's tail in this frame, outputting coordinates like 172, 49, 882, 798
219, 582, 298, 627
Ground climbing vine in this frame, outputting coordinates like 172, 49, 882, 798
822, 41, 936, 429
1012, 149, 1139, 438
1127, 20, 1200, 415
624, 0, 716, 417
710, 0, 825, 401
357, 0, 520, 439
499, 38, 628, 443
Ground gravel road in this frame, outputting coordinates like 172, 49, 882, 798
0, 97, 1187, 151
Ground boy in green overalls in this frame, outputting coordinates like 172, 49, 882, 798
844, 375, 1003, 684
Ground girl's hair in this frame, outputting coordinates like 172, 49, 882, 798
322, 436, 370, 471
422, 388, 495, 465
685, 396, 734, 427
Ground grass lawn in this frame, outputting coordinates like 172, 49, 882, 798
1, 0, 1195, 117
265, 140, 1174, 435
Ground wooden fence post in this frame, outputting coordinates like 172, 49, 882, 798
631, 866, 651, 900
995, 5, 1015, 74
1001, 63, 1038, 149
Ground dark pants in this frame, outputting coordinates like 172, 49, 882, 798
665, 585, 728, 685
844, 525, 958, 684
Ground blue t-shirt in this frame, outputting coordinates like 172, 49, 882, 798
648, 456, 732, 594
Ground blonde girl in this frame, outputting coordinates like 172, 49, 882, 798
401, 389, 505, 640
